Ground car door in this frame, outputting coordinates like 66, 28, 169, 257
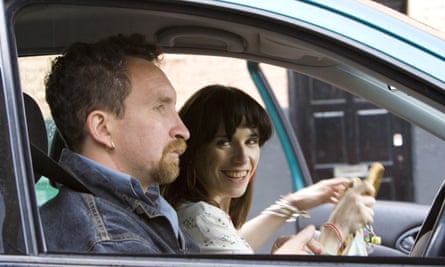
3, 0, 445, 266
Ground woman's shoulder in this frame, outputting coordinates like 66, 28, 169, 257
177, 201, 224, 217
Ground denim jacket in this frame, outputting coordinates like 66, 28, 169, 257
40, 149, 198, 254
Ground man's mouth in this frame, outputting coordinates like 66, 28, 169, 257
166, 139, 187, 156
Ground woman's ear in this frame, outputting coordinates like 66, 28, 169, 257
85, 110, 114, 149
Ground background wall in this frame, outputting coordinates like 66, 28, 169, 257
409, 0, 445, 31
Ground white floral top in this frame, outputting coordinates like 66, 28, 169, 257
177, 201, 253, 254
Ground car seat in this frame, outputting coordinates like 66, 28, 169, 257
23, 93, 90, 192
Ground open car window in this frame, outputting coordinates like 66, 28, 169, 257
18, 53, 445, 255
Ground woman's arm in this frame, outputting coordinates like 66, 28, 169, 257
239, 210, 289, 251
239, 177, 350, 251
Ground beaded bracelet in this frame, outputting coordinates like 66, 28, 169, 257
261, 198, 310, 222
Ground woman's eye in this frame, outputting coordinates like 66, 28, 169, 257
247, 137, 259, 146
215, 139, 230, 147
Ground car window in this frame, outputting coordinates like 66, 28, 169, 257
19, 51, 445, 253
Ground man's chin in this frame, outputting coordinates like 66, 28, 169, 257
155, 164, 180, 185
156, 175, 177, 185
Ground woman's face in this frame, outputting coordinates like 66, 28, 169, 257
195, 125, 261, 207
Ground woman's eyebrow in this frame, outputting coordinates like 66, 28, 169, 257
250, 132, 259, 138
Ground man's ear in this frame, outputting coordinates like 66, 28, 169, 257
85, 110, 114, 149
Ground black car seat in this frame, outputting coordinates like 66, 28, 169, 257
24, 93, 48, 181
23, 93, 90, 192
49, 124, 66, 163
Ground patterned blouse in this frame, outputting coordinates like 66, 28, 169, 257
177, 201, 253, 254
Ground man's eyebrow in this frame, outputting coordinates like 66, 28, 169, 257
158, 95, 174, 103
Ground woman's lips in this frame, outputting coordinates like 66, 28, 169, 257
222, 170, 250, 183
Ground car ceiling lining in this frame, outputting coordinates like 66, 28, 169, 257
13, 4, 337, 69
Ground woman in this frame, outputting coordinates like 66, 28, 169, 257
162, 85, 375, 254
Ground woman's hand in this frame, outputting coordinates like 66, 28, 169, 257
328, 180, 376, 237
272, 225, 323, 255
283, 177, 350, 211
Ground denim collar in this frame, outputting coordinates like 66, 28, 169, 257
75, 152, 149, 199
59, 148, 179, 237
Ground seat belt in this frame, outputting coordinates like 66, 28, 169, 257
31, 143, 92, 194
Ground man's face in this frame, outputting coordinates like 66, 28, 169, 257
109, 57, 189, 190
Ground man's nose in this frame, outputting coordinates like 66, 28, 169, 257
172, 114, 190, 140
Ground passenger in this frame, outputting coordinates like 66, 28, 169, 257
162, 84, 376, 255
40, 34, 198, 254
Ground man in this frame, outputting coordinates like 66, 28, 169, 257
40, 34, 195, 253
39, 33, 351, 255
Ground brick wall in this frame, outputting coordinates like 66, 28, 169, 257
408, 0, 445, 31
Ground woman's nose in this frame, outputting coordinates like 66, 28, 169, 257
232, 144, 249, 163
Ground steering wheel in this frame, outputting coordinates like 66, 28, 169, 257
410, 181, 445, 257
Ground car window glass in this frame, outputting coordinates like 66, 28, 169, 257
19, 55, 58, 206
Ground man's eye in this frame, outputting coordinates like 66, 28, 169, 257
154, 105, 166, 112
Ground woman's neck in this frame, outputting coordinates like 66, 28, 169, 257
214, 196, 231, 213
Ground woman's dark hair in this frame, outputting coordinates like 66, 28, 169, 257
162, 84, 272, 228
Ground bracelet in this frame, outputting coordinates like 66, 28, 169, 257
261, 198, 310, 222
321, 222, 345, 254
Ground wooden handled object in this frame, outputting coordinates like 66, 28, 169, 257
366, 162, 384, 196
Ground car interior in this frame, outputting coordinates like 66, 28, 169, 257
4, 0, 445, 264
